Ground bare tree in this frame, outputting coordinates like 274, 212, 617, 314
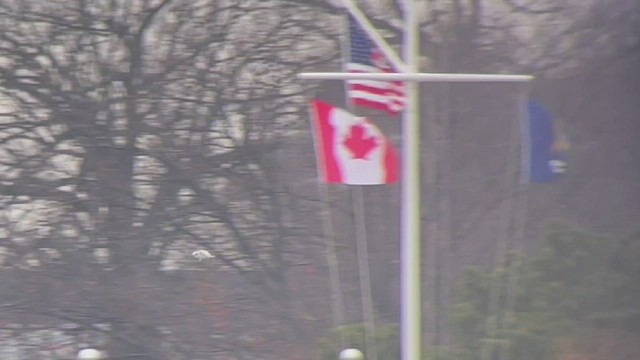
0, 0, 338, 358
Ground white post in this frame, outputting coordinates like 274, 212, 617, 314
298, 14, 532, 360
77, 348, 104, 360
339, 348, 364, 360
298, 73, 532, 82
401, 1, 421, 360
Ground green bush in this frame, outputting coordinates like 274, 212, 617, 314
317, 224, 640, 360
451, 222, 640, 360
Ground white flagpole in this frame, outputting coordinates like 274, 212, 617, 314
299, 5, 533, 360
401, 1, 421, 360
298, 73, 532, 82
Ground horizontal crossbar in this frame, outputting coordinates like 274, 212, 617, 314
298, 72, 533, 82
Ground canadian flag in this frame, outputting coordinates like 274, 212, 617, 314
310, 100, 399, 185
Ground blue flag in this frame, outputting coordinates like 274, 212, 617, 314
522, 101, 567, 183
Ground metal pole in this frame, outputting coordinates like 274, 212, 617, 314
297, 8, 533, 360
298, 72, 533, 82
352, 186, 378, 360
401, 0, 421, 360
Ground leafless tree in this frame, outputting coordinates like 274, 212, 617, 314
0, 0, 338, 358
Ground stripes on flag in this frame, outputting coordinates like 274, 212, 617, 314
346, 15, 405, 115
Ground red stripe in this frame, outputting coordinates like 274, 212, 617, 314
351, 98, 390, 113
348, 84, 393, 96
348, 85, 404, 102
348, 95, 404, 116
346, 69, 405, 114
348, 82, 404, 94
310, 101, 342, 183
384, 140, 399, 183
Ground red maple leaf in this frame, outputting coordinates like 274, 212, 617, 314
342, 124, 378, 159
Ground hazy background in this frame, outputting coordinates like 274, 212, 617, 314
0, 1, 638, 359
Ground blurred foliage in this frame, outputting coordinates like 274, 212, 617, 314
452, 222, 640, 360
317, 223, 640, 360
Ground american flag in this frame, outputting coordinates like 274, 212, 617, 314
345, 15, 405, 115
